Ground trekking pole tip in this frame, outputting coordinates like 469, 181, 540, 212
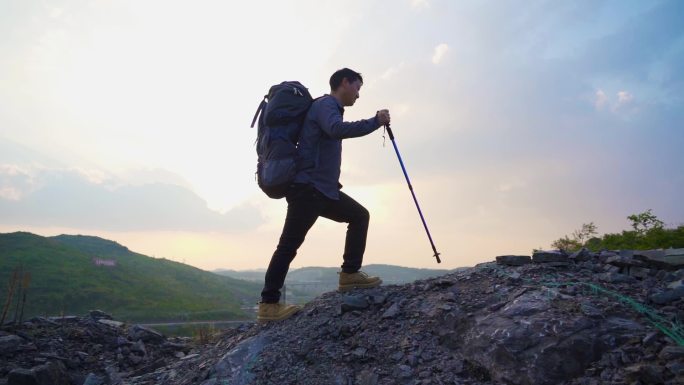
435, 252, 441, 264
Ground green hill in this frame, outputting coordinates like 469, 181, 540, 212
215, 264, 459, 303
0, 232, 261, 323
215, 264, 457, 284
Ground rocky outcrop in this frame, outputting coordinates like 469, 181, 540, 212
123, 248, 683, 385
2, 248, 683, 385
0, 311, 195, 385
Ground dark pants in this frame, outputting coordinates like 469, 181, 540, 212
261, 183, 370, 303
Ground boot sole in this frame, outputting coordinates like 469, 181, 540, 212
256, 306, 301, 323
337, 279, 382, 292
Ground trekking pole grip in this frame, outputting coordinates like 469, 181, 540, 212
384, 123, 395, 140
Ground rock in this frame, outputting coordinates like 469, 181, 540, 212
369, 293, 387, 305
500, 292, 551, 317
635, 249, 684, 270
208, 335, 271, 385
31, 361, 71, 385
340, 294, 369, 313
82, 373, 105, 385
381, 303, 401, 319
624, 363, 665, 384
48, 316, 79, 323
496, 255, 531, 266
659, 346, 684, 360
666, 360, 684, 376
532, 250, 568, 263
105, 365, 121, 385
354, 369, 378, 385
8, 368, 37, 385
0, 334, 24, 355
131, 340, 147, 356
642, 332, 659, 346
88, 310, 112, 320
649, 287, 684, 305
128, 325, 165, 343
397, 364, 412, 378
97, 319, 124, 328
351, 347, 367, 358
667, 279, 684, 290
569, 248, 591, 261
627, 266, 651, 279
599, 272, 635, 284
9, 361, 71, 385
605, 255, 644, 268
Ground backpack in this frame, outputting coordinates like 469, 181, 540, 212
251, 81, 313, 199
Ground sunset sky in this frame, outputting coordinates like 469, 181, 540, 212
1, 0, 683, 271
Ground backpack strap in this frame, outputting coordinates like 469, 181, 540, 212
251, 96, 268, 128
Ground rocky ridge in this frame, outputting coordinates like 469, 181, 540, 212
2, 248, 684, 385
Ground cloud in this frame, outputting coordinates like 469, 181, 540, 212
617, 90, 634, 105
431, 43, 449, 65
410, 0, 430, 10
594, 89, 609, 110
0, 166, 264, 232
593, 89, 635, 112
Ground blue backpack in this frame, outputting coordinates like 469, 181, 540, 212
251, 81, 313, 199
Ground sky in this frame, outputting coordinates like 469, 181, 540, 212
1, 0, 683, 272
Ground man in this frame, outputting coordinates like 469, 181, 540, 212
258, 68, 391, 323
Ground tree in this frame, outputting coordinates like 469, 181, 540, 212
627, 209, 664, 235
551, 222, 597, 251
572, 222, 598, 244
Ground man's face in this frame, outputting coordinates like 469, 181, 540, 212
341, 78, 362, 107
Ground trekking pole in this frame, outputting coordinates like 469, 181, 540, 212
384, 124, 442, 263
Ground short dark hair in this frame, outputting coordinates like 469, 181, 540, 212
329, 68, 363, 91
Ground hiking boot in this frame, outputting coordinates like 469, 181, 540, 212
338, 270, 382, 292
257, 302, 302, 323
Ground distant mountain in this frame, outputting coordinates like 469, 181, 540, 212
214, 264, 459, 303
215, 264, 457, 284
0, 232, 262, 323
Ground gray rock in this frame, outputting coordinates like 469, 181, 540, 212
599, 272, 635, 284
209, 334, 271, 385
105, 365, 121, 385
0, 334, 24, 355
649, 287, 684, 305
667, 279, 684, 290
352, 347, 367, 358
570, 248, 591, 261
7, 368, 36, 385
659, 345, 684, 360
127, 325, 164, 343
340, 294, 369, 313
382, 303, 401, 319
397, 364, 412, 378
131, 340, 147, 356
88, 310, 112, 320
532, 251, 568, 263
635, 249, 684, 270
48, 316, 79, 323
19, 361, 70, 385
500, 292, 550, 317
97, 319, 124, 328
627, 266, 651, 279
496, 255, 531, 266
624, 363, 665, 384
605, 255, 644, 268
369, 293, 387, 305
355, 369, 378, 385
82, 373, 105, 385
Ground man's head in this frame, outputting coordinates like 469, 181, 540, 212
329, 68, 363, 107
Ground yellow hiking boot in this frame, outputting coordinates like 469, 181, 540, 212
338, 270, 382, 292
257, 302, 302, 323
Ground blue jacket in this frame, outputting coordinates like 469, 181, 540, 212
294, 95, 381, 199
